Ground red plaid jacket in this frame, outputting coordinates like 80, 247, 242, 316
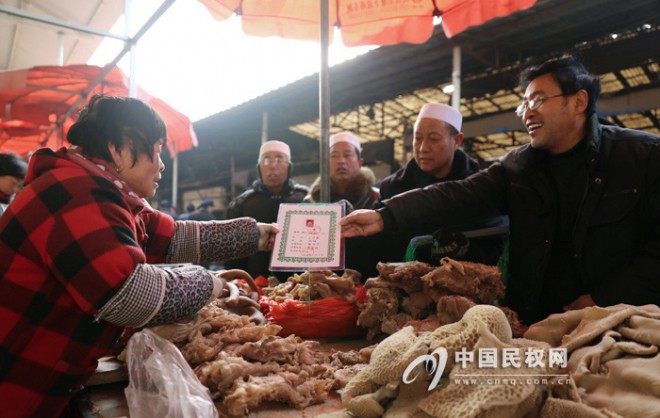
0, 147, 175, 417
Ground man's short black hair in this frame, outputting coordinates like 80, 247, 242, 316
519, 55, 601, 117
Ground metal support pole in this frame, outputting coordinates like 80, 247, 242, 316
126, 0, 138, 98
451, 46, 461, 110
0, 4, 130, 41
261, 112, 268, 144
319, 0, 331, 202
172, 153, 178, 207
56, 31, 64, 65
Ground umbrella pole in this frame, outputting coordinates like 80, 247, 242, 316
451, 46, 461, 109
319, 0, 331, 203
261, 112, 268, 144
172, 153, 178, 209
126, 0, 138, 98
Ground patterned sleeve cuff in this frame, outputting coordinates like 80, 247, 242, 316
95, 264, 214, 328
146, 264, 214, 327
167, 221, 201, 264
94, 264, 166, 327
167, 218, 259, 263
198, 217, 259, 262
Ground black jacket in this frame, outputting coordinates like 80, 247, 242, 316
375, 149, 507, 267
377, 149, 480, 203
224, 178, 308, 279
379, 115, 660, 324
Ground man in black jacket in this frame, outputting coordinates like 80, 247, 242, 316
225, 140, 308, 280
375, 103, 507, 266
341, 56, 660, 325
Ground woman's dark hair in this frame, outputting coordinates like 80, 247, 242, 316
67, 95, 167, 166
0, 152, 28, 179
519, 55, 601, 117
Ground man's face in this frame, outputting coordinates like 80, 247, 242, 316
413, 118, 463, 178
521, 73, 578, 154
259, 150, 289, 193
330, 141, 362, 184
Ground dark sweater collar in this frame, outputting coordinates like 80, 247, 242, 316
397, 148, 478, 183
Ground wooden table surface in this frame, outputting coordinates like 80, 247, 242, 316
74, 383, 350, 418
74, 338, 370, 418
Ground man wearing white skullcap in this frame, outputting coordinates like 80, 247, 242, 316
368, 103, 508, 273
304, 132, 380, 281
226, 140, 309, 280
256, 140, 292, 194
378, 103, 474, 205
305, 132, 379, 211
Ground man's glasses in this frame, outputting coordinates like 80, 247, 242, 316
515, 93, 569, 117
261, 156, 289, 166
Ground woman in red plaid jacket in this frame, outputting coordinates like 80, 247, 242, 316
0, 95, 277, 417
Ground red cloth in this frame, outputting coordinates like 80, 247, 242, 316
0, 147, 175, 418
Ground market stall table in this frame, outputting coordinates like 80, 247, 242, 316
74, 337, 370, 417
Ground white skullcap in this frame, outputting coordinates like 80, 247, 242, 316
259, 140, 291, 161
329, 132, 361, 152
416, 103, 463, 132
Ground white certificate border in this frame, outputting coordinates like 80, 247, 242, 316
270, 203, 344, 271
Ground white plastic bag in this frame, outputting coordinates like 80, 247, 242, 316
124, 329, 219, 418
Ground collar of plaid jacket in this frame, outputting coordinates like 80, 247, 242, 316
27, 146, 154, 216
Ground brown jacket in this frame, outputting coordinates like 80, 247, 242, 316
305, 167, 379, 211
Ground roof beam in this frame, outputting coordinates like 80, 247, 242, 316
0, 3, 129, 41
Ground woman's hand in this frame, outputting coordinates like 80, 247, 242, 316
257, 222, 280, 251
340, 209, 384, 237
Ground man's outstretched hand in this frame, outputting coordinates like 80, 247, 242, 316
340, 209, 384, 238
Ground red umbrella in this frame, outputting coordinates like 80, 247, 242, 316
197, 0, 537, 44
0, 64, 198, 157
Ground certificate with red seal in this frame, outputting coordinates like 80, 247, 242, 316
269, 203, 345, 271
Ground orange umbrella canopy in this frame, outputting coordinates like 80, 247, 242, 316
0, 120, 55, 156
0, 64, 197, 157
198, 0, 537, 45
